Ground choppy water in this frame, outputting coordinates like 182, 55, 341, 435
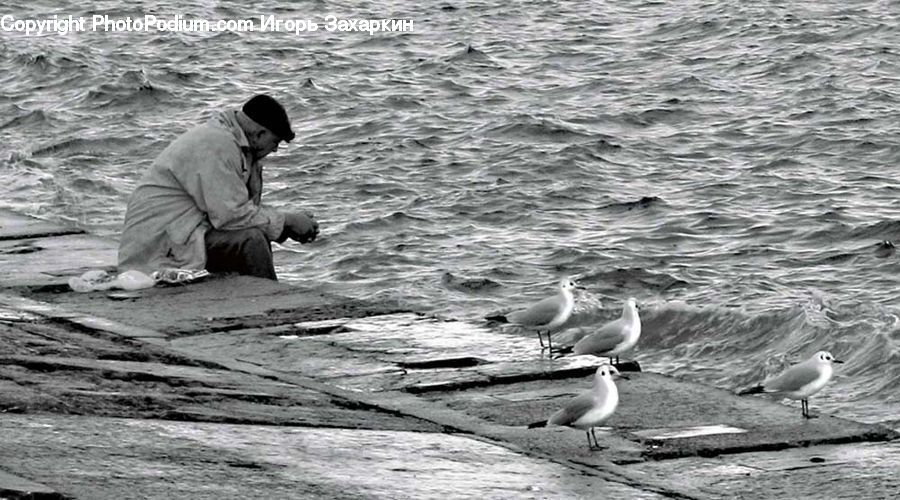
2, 0, 900, 426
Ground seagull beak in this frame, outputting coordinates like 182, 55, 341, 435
616, 374, 630, 380
833, 359, 844, 364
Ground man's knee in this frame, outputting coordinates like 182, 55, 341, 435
205, 227, 276, 280
207, 227, 269, 251
240, 227, 269, 250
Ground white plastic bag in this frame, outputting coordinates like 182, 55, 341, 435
68, 269, 156, 292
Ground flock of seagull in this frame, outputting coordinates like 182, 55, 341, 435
487, 276, 844, 450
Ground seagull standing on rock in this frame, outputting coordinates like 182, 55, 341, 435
528, 364, 626, 450
738, 350, 843, 419
568, 297, 641, 366
486, 277, 581, 352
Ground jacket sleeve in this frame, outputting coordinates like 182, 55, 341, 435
170, 132, 285, 240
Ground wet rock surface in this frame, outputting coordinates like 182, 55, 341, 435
0, 415, 666, 500
1, 210, 897, 499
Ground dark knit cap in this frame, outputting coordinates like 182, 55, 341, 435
242, 94, 295, 142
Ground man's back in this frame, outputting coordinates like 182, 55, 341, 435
118, 113, 246, 272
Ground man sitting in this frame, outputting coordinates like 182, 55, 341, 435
118, 94, 318, 280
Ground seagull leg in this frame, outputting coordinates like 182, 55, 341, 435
547, 331, 553, 352
589, 427, 605, 451
549, 341, 573, 358
802, 399, 818, 419
535, 330, 545, 349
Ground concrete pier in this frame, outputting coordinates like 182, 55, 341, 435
0, 209, 897, 499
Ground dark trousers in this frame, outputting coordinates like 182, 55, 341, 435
205, 227, 277, 280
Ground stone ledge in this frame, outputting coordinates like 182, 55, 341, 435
0, 469, 69, 500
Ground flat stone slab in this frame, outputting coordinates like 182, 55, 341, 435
22, 274, 408, 337
167, 314, 898, 461
0, 320, 442, 431
0, 414, 667, 500
20, 298, 890, 462
0, 210, 84, 241
0, 469, 67, 500
626, 441, 900, 499
0, 354, 269, 385
0, 355, 438, 432
425, 371, 899, 461
172, 313, 600, 393
0, 234, 118, 289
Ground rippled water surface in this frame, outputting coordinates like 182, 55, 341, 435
2, 0, 900, 426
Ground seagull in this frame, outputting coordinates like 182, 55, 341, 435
486, 276, 580, 352
528, 364, 626, 450
567, 298, 641, 365
738, 350, 843, 418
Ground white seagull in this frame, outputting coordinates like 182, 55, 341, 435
738, 350, 843, 418
570, 298, 641, 364
528, 364, 625, 450
486, 276, 581, 352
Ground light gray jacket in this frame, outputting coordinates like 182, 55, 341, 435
118, 110, 285, 273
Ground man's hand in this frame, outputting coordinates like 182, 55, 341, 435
281, 212, 319, 244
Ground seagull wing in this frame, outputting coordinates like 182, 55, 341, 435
764, 362, 821, 393
548, 391, 596, 427
554, 327, 591, 346
507, 295, 563, 328
573, 319, 626, 355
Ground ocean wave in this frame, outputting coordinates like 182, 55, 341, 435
598, 196, 664, 212
0, 108, 51, 131
66, 176, 121, 197
849, 220, 900, 241
31, 137, 135, 158
632, 297, 900, 417
354, 182, 418, 199
641, 302, 808, 358
447, 45, 500, 66
14, 53, 51, 69
440, 272, 501, 293
553, 139, 623, 163
85, 84, 174, 108
11, 50, 87, 72
342, 212, 431, 233
331, 248, 420, 275
480, 116, 594, 143
77, 70, 175, 109
579, 267, 689, 294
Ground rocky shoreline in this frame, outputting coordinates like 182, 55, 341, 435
1, 209, 897, 499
